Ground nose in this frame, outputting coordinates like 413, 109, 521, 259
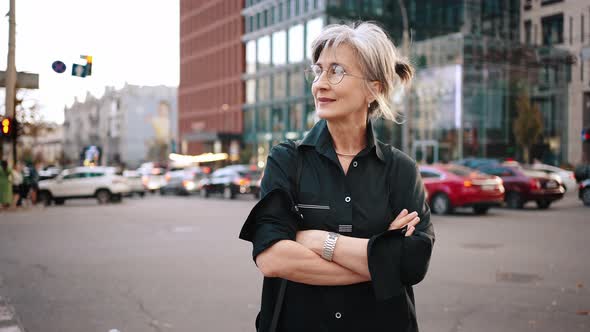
312, 70, 330, 95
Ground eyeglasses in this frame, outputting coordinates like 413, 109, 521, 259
304, 64, 365, 85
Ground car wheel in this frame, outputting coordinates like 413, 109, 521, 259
506, 192, 523, 209
431, 194, 452, 215
139, 192, 145, 198
473, 205, 489, 215
581, 188, 590, 206
536, 200, 551, 209
223, 186, 235, 200
38, 191, 52, 206
96, 189, 111, 204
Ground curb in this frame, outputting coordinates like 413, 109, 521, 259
0, 296, 24, 332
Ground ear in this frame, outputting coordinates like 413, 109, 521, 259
366, 81, 382, 103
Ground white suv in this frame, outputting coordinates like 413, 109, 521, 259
38, 167, 130, 206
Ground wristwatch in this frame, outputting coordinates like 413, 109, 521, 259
322, 232, 340, 262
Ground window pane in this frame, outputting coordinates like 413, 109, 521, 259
289, 70, 304, 97
272, 30, 287, 66
271, 107, 285, 132
289, 103, 303, 131
258, 76, 271, 101
244, 109, 255, 133
273, 72, 287, 99
288, 24, 304, 63
246, 79, 256, 104
306, 17, 324, 60
257, 35, 271, 70
246, 41, 256, 74
257, 107, 270, 131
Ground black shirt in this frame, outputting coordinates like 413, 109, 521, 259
240, 119, 435, 332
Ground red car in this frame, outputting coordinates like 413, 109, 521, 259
420, 164, 505, 215
477, 165, 565, 209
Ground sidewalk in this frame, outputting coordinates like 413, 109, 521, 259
0, 297, 25, 332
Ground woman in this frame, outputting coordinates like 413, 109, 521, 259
240, 22, 434, 332
0, 160, 13, 209
11, 162, 23, 208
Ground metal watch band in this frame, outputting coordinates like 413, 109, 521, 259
322, 232, 339, 262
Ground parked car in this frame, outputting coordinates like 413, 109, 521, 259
528, 163, 576, 193
39, 166, 62, 180
453, 158, 500, 170
139, 165, 167, 193
477, 165, 565, 209
160, 167, 207, 196
419, 164, 504, 215
38, 167, 130, 206
200, 164, 262, 199
123, 170, 146, 197
579, 179, 590, 206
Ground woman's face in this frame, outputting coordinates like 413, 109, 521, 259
311, 44, 372, 123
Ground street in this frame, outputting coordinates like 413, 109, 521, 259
0, 193, 588, 332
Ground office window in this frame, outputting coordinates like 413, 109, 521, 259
524, 20, 532, 45
246, 79, 256, 104
257, 35, 271, 70
289, 71, 304, 97
273, 72, 287, 99
288, 24, 304, 63
542, 14, 564, 45
272, 30, 287, 65
257, 107, 270, 131
524, 0, 532, 10
246, 40, 256, 74
278, 2, 284, 21
306, 18, 324, 60
541, 0, 563, 6
289, 103, 303, 131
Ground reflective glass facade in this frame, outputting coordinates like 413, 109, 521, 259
243, 0, 572, 166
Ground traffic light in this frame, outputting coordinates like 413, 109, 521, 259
1, 117, 16, 138
583, 128, 590, 142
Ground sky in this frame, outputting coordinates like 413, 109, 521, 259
0, 0, 179, 124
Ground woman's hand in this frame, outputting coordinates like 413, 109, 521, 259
389, 209, 420, 237
296, 230, 327, 255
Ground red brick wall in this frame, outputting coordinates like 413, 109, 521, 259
179, 1, 244, 155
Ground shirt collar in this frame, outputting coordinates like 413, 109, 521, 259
299, 119, 386, 163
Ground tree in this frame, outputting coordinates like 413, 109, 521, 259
513, 91, 543, 163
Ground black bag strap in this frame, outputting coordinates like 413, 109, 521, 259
269, 140, 302, 332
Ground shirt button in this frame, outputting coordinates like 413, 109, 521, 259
352, 161, 358, 167
335, 312, 342, 319
345, 196, 351, 203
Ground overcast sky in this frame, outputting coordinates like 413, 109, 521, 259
0, 0, 179, 124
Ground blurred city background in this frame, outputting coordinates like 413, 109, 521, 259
0, 1, 589, 332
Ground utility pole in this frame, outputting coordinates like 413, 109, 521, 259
3, 0, 17, 165
398, 0, 412, 155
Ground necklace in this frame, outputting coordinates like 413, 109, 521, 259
335, 151, 358, 157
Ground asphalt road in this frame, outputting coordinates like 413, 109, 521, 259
0, 192, 588, 332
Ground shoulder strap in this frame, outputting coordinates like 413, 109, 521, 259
269, 140, 302, 332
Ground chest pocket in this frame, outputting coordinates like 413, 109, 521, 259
297, 191, 333, 231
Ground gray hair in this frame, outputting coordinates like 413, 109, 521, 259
311, 22, 413, 123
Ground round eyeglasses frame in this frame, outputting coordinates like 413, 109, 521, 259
304, 64, 366, 85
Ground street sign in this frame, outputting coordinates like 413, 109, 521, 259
52, 60, 66, 73
71, 64, 87, 77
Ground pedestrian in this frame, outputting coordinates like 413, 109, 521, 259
0, 160, 13, 210
239, 22, 435, 332
28, 162, 41, 205
11, 162, 24, 209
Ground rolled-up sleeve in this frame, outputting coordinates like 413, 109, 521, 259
367, 151, 435, 301
238, 141, 300, 261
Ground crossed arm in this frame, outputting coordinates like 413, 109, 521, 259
255, 209, 420, 286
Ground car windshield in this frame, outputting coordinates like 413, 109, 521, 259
446, 166, 474, 177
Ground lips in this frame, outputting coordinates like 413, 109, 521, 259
317, 97, 336, 102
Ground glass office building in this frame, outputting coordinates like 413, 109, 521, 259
242, 0, 572, 165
